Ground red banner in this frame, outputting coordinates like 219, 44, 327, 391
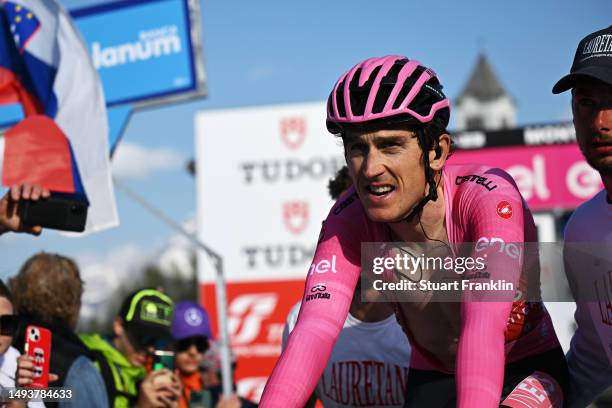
200, 280, 304, 402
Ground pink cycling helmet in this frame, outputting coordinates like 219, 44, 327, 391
326, 55, 450, 133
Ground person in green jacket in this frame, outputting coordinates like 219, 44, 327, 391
81, 288, 182, 408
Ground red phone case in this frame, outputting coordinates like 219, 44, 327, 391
24, 325, 51, 388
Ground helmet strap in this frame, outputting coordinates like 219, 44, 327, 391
402, 129, 439, 223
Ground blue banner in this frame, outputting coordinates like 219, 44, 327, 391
71, 0, 205, 107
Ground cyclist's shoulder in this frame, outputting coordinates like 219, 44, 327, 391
447, 163, 524, 212
329, 186, 362, 217
324, 186, 374, 231
447, 163, 520, 196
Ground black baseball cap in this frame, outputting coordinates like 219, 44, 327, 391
553, 25, 612, 94
119, 289, 174, 346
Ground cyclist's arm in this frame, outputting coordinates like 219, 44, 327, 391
455, 172, 525, 407
260, 194, 363, 407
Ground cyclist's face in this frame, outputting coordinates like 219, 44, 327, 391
572, 78, 612, 176
343, 129, 427, 222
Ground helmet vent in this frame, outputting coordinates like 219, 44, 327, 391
372, 60, 407, 114
348, 66, 381, 116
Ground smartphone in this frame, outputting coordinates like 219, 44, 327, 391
150, 350, 174, 387
152, 350, 174, 371
20, 192, 89, 232
24, 325, 52, 388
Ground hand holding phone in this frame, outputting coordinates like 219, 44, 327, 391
150, 350, 175, 387
24, 325, 52, 388
20, 192, 88, 232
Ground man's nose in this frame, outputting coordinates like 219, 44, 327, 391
596, 106, 612, 133
362, 149, 384, 179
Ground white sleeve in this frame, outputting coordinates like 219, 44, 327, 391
565, 239, 612, 407
281, 301, 302, 350
566, 305, 612, 408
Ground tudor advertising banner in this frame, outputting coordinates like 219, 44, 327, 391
195, 102, 342, 401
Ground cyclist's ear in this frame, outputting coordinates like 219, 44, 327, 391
429, 133, 450, 171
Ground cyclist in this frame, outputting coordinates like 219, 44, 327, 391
260, 55, 567, 407
282, 167, 411, 407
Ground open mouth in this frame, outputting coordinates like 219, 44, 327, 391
366, 184, 395, 197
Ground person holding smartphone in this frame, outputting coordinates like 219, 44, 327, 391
171, 301, 212, 408
0, 184, 50, 236
0, 280, 44, 408
10, 253, 107, 408
171, 302, 249, 408
81, 288, 182, 408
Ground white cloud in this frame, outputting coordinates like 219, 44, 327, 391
157, 217, 196, 280
111, 142, 184, 179
76, 218, 198, 323
77, 244, 150, 321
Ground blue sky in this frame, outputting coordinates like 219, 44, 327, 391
1, 0, 610, 301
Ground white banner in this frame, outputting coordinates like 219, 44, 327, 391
195, 102, 344, 283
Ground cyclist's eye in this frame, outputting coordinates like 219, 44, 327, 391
380, 141, 400, 150
347, 143, 366, 156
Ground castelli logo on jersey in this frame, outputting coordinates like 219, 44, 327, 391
280, 117, 306, 150
227, 293, 278, 345
283, 201, 309, 234
496, 200, 513, 219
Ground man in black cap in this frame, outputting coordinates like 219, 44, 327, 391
554, 25, 612, 408
81, 288, 182, 408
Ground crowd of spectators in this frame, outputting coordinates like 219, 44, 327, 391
0, 249, 249, 408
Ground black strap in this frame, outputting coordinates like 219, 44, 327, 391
88, 350, 138, 405
401, 129, 438, 223
89, 349, 119, 404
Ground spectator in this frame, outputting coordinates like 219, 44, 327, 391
0, 184, 50, 236
171, 301, 254, 408
80, 288, 182, 407
0, 280, 43, 408
10, 253, 107, 408
171, 301, 213, 408
327, 165, 351, 201
553, 25, 612, 407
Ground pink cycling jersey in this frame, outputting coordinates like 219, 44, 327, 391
260, 163, 560, 408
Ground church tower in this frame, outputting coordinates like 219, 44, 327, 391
454, 54, 516, 131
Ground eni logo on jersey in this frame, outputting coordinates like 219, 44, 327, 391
475, 237, 522, 260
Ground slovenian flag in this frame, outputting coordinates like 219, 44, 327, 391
0, 0, 117, 233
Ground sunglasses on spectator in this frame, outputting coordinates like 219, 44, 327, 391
175, 336, 208, 353
126, 330, 169, 352
0, 315, 19, 336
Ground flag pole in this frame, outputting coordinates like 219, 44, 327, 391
113, 178, 233, 398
